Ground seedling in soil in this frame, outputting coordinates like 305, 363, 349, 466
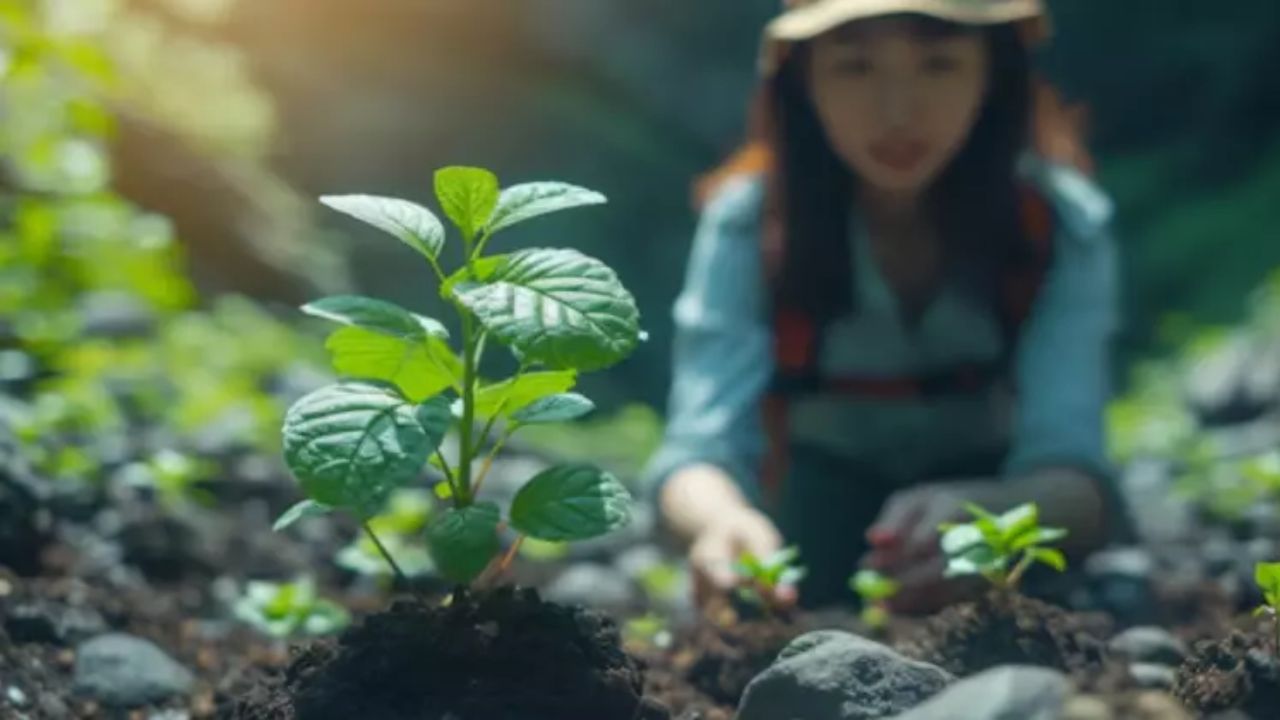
733, 546, 806, 616
1255, 562, 1280, 656
939, 502, 1068, 592
274, 166, 643, 591
850, 569, 899, 631
233, 577, 350, 639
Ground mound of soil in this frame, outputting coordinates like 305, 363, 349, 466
899, 590, 1111, 676
1175, 630, 1280, 716
233, 586, 669, 720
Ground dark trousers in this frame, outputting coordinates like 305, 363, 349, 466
774, 442, 1007, 608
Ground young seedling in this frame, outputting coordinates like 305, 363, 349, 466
733, 546, 806, 616
939, 502, 1068, 593
233, 578, 350, 639
274, 167, 642, 592
850, 569, 900, 631
1255, 562, 1280, 656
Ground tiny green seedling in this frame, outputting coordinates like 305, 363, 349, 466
733, 546, 806, 615
1254, 562, 1280, 656
939, 502, 1068, 592
850, 569, 900, 631
233, 578, 350, 639
274, 167, 643, 591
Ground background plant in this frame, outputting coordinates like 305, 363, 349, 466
850, 569, 899, 631
732, 546, 805, 616
276, 166, 643, 590
939, 503, 1068, 593
232, 577, 350, 639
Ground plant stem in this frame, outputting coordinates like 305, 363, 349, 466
471, 229, 494, 263
1006, 551, 1036, 591
457, 311, 477, 505
434, 450, 458, 496
497, 535, 525, 575
362, 521, 409, 590
472, 429, 512, 498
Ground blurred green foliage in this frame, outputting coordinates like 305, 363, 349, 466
0, 0, 324, 494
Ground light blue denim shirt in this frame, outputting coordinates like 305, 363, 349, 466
644, 156, 1119, 508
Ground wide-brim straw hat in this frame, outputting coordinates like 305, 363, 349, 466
761, 0, 1050, 74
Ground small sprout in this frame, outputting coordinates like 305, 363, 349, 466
1254, 562, 1280, 656
623, 613, 673, 650
733, 546, 806, 615
232, 578, 350, 639
939, 502, 1068, 592
851, 569, 899, 631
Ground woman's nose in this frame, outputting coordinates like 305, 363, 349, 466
878, 80, 917, 129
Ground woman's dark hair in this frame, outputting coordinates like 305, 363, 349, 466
699, 15, 1091, 322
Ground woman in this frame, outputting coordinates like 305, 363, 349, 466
645, 0, 1131, 611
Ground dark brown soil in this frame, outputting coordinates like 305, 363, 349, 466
638, 601, 864, 719
1175, 630, 1280, 716
232, 586, 669, 720
898, 590, 1112, 677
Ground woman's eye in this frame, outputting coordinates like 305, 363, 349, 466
922, 55, 961, 74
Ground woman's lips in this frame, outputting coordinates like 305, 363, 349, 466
867, 139, 930, 173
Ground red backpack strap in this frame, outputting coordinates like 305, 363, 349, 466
1002, 185, 1057, 335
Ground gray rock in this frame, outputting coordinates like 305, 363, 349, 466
4, 601, 106, 645
543, 563, 636, 609
73, 633, 194, 707
614, 543, 665, 580
1085, 547, 1157, 625
887, 665, 1071, 720
736, 631, 953, 720
1108, 626, 1187, 665
1128, 662, 1177, 690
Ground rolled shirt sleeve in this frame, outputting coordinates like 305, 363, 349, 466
641, 175, 773, 505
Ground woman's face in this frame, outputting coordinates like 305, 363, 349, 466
806, 18, 991, 196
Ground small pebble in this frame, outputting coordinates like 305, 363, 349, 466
1131, 691, 1191, 719
6, 686, 28, 707
1129, 662, 1178, 690
1060, 694, 1113, 720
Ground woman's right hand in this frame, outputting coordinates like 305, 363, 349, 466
688, 505, 794, 607
660, 463, 797, 608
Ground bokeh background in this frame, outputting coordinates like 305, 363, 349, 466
3, 0, 1279, 485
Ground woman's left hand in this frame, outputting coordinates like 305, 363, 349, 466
859, 479, 1009, 614
858, 468, 1111, 614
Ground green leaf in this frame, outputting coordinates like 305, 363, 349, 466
434, 166, 499, 240
1257, 562, 1280, 595
1030, 547, 1068, 572
319, 195, 445, 260
452, 248, 641, 371
851, 569, 900, 602
474, 370, 577, 420
273, 499, 332, 532
996, 503, 1039, 539
426, 502, 502, 584
778, 567, 807, 587
940, 523, 985, 556
944, 545, 1004, 578
326, 327, 462, 400
1010, 526, 1069, 551
303, 295, 446, 339
509, 463, 632, 541
440, 255, 507, 300
282, 383, 449, 515
486, 182, 607, 235
735, 552, 765, 579
510, 392, 596, 425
